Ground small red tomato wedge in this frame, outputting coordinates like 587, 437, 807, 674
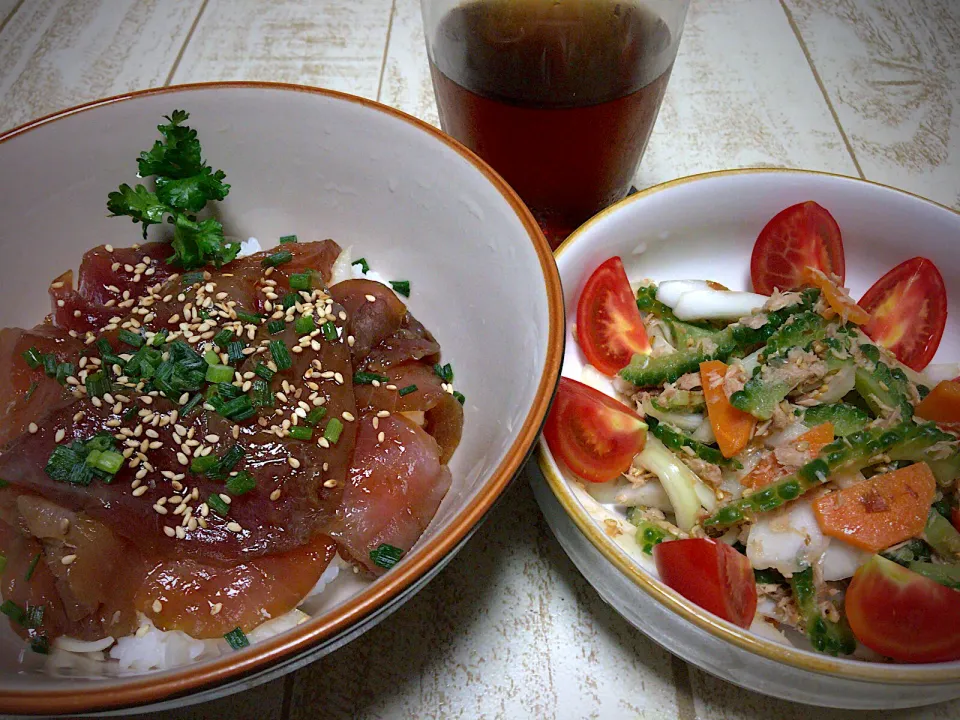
750, 201, 845, 295
654, 539, 758, 628
543, 377, 646, 483
845, 555, 960, 663
859, 257, 947, 371
576, 257, 651, 375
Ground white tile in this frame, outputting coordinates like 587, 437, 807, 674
783, 0, 960, 209
0, 0, 203, 132
171, 0, 393, 99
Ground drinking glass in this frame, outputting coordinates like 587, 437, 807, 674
420, 0, 690, 247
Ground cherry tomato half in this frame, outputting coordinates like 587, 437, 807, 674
576, 257, 651, 376
750, 201, 846, 295
859, 257, 947, 371
543, 377, 646, 483
653, 538, 758, 629
845, 555, 960, 663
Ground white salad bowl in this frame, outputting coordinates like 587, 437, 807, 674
0, 83, 563, 715
533, 169, 960, 709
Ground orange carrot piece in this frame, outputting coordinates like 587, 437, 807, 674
802, 266, 870, 325
915, 380, 960, 425
700, 360, 757, 459
812, 462, 936, 552
741, 422, 835, 490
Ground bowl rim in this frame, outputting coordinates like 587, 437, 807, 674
0, 81, 565, 715
538, 167, 960, 685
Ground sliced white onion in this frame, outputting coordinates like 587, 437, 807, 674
642, 397, 703, 433
764, 421, 810, 449
656, 280, 714, 308
53, 635, 116, 653
812, 364, 856, 404
579, 364, 618, 399
821, 540, 872, 582
672, 289, 769, 322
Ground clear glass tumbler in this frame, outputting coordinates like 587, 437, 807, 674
420, 0, 690, 248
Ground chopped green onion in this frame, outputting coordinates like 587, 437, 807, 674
122, 406, 138, 422
24, 604, 44, 628
235, 308, 263, 325
217, 445, 245, 474
289, 272, 312, 291
0, 600, 25, 625
0, 554, 6, 575
224, 627, 249, 650
321, 322, 338, 342
288, 426, 313, 441
389, 280, 411, 298
434, 363, 454, 382
150, 328, 169, 346
198, 308, 210, 321
261, 250, 293, 268
214, 382, 243, 401
191, 455, 219, 474
30, 636, 50, 655
55, 362, 75, 386
324, 418, 344, 444
181, 392, 204, 417
254, 363, 275, 381
24, 554, 41, 582
205, 364, 234, 383
220, 395, 255, 422
453, 391, 466, 405
305, 406, 327, 426
21, 347, 42, 369
354, 372, 389, 385
281, 293, 298, 310
96, 338, 112, 355
204, 349, 221, 365
24, 381, 38, 401
294, 314, 315, 334
398, 384, 418, 397
92, 450, 124, 475
252, 379, 274, 407
213, 329, 234, 347
46, 445, 95, 486
279, 234, 298, 244
352, 258, 369, 274
267, 319, 286, 335
42, 353, 57, 377
85, 371, 110, 398
181, 271, 205, 287
225, 471, 256, 495
269, 340, 292, 371
103, 353, 126, 370
226, 341, 246, 364
207, 493, 230, 516
118, 329, 144, 348
369, 544, 404, 570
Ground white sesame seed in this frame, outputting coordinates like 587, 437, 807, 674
317, 437, 330, 449
27, 423, 38, 434
226, 522, 242, 533
61, 554, 77, 565
342, 411, 355, 422
176, 452, 189, 466
163, 526, 176, 537
376, 410, 390, 418
211, 603, 223, 616
175, 526, 186, 539
378, 431, 385, 443
54, 428, 66, 443
270, 489, 282, 501
152, 600, 163, 614
288, 456, 301, 469
136, 624, 150, 638
218, 493, 232, 505
132, 486, 148, 497
323, 478, 338, 488
365, 294, 377, 303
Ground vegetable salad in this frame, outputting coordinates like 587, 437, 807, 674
546, 201, 960, 663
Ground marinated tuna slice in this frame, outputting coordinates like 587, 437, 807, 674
135, 533, 336, 638
362, 313, 441, 372
0, 492, 141, 644
49, 243, 175, 333
0, 325, 84, 447
330, 279, 408, 367
355, 363, 463, 463
329, 414, 451, 574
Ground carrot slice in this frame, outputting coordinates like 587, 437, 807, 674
741, 422, 835, 489
915, 380, 960, 425
803, 266, 870, 325
700, 360, 757, 458
813, 462, 936, 552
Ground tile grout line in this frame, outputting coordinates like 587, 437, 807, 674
375, 0, 398, 102
779, 0, 866, 179
163, 0, 211, 87
672, 655, 697, 720
0, 0, 27, 37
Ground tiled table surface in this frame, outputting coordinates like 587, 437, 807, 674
1, 1, 958, 718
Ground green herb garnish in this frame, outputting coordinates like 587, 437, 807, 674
294, 314, 315, 335
389, 280, 410, 298
453, 391, 466, 405
224, 627, 249, 650
24, 554, 41, 582
118, 329, 144, 348
267, 320, 286, 335
288, 426, 313, 441
369, 544, 404, 570
354, 372, 389, 385
305, 406, 327, 426
21, 347, 42, 369
320, 322, 338, 342
289, 272, 312, 291
261, 250, 293, 268
398, 384, 418, 397
269, 340, 292, 371
279, 234, 298, 244
324, 418, 344, 444
434, 363, 454, 383
207, 493, 229, 516
225, 471, 256, 495
352, 258, 369, 274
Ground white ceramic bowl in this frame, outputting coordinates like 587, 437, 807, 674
0, 83, 564, 715
534, 169, 960, 710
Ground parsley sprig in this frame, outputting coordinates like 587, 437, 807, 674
107, 110, 239, 270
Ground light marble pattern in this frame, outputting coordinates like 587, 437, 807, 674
0, 0, 958, 718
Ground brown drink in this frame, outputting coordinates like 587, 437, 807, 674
428, 0, 676, 245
